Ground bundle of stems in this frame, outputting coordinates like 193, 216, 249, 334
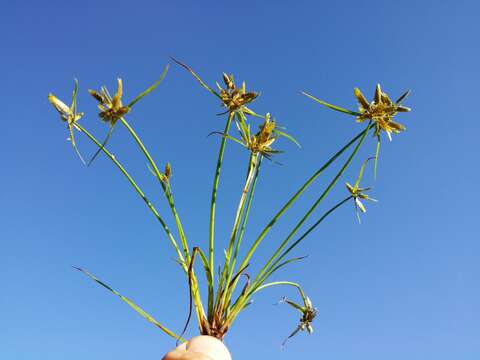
48, 60, 411, 343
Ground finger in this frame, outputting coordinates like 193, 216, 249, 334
186, 336, 231, 360
162, 348, 213, 360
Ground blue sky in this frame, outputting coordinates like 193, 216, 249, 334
1, 0, 479, 359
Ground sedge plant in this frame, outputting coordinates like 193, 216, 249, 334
48, 60, 411, 345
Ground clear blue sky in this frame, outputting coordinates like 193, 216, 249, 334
1, 0, 478, 359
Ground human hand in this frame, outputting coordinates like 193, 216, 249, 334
162, 335, 232, 360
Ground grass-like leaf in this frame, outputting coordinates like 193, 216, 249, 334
275, 129, 301, 148
88, 125, 115, 166
127, 64, 170, 108
395, 89, 411, 104
208, 131, 245, 147
374, 135, 381, 179
302, 91, 361, 116
73, 266, 183, 341
171, 57, 221, 99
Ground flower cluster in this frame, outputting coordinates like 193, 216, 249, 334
217, 73, 258, 113
48, 94, 83, 126
89, 78, 130, 125
244, 114, 277, 157
355, 84, 411, 140
48, 80, 85, 163
281, 295, 318, 346
345, 158, 377, 222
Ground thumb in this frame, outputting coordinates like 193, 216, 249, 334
163, 336, 231, 360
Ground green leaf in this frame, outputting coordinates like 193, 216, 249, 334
71, 78, 79, 111
195, 247, 213, 286
395, 89, 411, 104
69, 125, 86, 165
374, 135, 381, 179
242, 106, 265, 119
127, 64, 169, 108
252, 256, 307, 293
171, 57, 221, 99
87, 125, 115, 166
208, 131, 245, 147
73, 266, 183, 341
302, 91, 361, 116
354, 157, 374, 189
275, 129, 301, 148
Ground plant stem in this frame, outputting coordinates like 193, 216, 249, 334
228, 199, 352, 324
222, 281, 306, 329
76, 124, 185, 265
207, 111, 234, 321
117, 117, 208, 326
237, 125, 371, 279
252, 281, 306, 301
231, 156, 263, 272
119, 117, 190, 260
253, 196, 352, 291
215, 153, 258, 314
228, 123, 372, 320
222, 155, 263, 307
228, 196, 351, 321
250, 122, 371, 288
79, 123, 207, 325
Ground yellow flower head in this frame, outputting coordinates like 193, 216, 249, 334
48, 80, 85, 163
346, 158, 378, 222
247, 114, 277, 156
48, 83, 83, 127
89, 78, 130, 124
221, 113, 299, 159
217, 73, 258, 113
171, 58, 259, 116
355, 84, 411, 140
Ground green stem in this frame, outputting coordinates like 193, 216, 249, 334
229, 123, 372, 319
223, 281, 306, 329
215, 153, 258, 313
250, 122, 371, 288
228, 196, 350, 321
237, 125, 371, 278
117, 118, 207, 324
76, 124, 185, 265
253, 281, 306, 301
229, 197, 353, 322
207, 111, 234, 320
223, 155, 263, 306
253, 196, 352, 291
119, 117, 190, 260
231, 156, 263, 271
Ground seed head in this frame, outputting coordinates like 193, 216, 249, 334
346, 158, 378, 222
48, 80, 85, 163
89, 78, 130, 125
355, 84, 411, 140
164, 162, 172, 181
247, 114, 277, 157
217, 74, 258, 113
